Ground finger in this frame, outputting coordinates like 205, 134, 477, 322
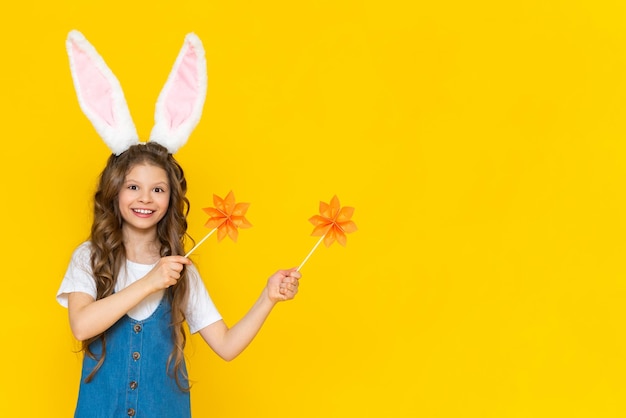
278, 288, 290, 300
279, 284, 295, 294
168, 267, 182, 279
169, 255, 193, 265
282, 278, 299, 288
280, 283, 297, 294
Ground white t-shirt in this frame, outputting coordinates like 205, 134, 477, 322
56, 242, 222, 334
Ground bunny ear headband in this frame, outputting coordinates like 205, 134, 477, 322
66, 30, 207, 155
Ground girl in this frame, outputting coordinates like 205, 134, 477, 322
57, 31, 301, 417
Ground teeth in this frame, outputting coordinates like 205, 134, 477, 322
133, 209, 154, 214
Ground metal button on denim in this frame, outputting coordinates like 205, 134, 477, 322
130, 381, 138, 390
133, 324, 142, 333
132, 352, 140, 360
127, 408, 135, 416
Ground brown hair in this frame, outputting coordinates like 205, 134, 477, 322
83, 142, 191, 391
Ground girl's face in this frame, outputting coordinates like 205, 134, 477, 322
118, 163, 171, 235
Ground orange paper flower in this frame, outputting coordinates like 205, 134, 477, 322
309, 195, 357, 247
202, 191, 252, 242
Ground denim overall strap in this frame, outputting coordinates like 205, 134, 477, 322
74, 295, 190, 417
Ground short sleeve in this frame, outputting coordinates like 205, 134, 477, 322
185, 265, 222, 334
56, 242, 97, 307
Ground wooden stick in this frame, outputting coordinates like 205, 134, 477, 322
185, 228, 217, 257
297, 235, 325, 271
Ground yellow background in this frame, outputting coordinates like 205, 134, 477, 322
1, 0, 625, 416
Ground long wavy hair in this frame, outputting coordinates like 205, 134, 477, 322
82, 142, 191, 391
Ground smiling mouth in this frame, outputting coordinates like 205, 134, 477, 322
133, 209, 155, 215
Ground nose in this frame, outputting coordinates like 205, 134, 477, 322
138, 189, 153, 203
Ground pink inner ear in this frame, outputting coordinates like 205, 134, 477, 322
72, 43, 115, 126
164, 46, 199, 130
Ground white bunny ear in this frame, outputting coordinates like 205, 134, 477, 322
66, 30, 139, 155
148, 33, 207, 154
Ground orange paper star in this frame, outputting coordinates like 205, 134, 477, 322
309, 195, 358, 247
202, 191, 252, 242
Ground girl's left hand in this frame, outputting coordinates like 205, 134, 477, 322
267, 269, 301, 303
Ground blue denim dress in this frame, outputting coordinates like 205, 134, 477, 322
74, 296, 190, 417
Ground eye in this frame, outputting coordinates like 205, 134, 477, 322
128, 185, 139, 191
154, 187, 166, 193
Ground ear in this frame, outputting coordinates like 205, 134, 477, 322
148, 33, 207, 154
66, 30, 139, 155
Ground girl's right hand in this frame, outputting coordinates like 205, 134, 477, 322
144, 256, 192, 292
